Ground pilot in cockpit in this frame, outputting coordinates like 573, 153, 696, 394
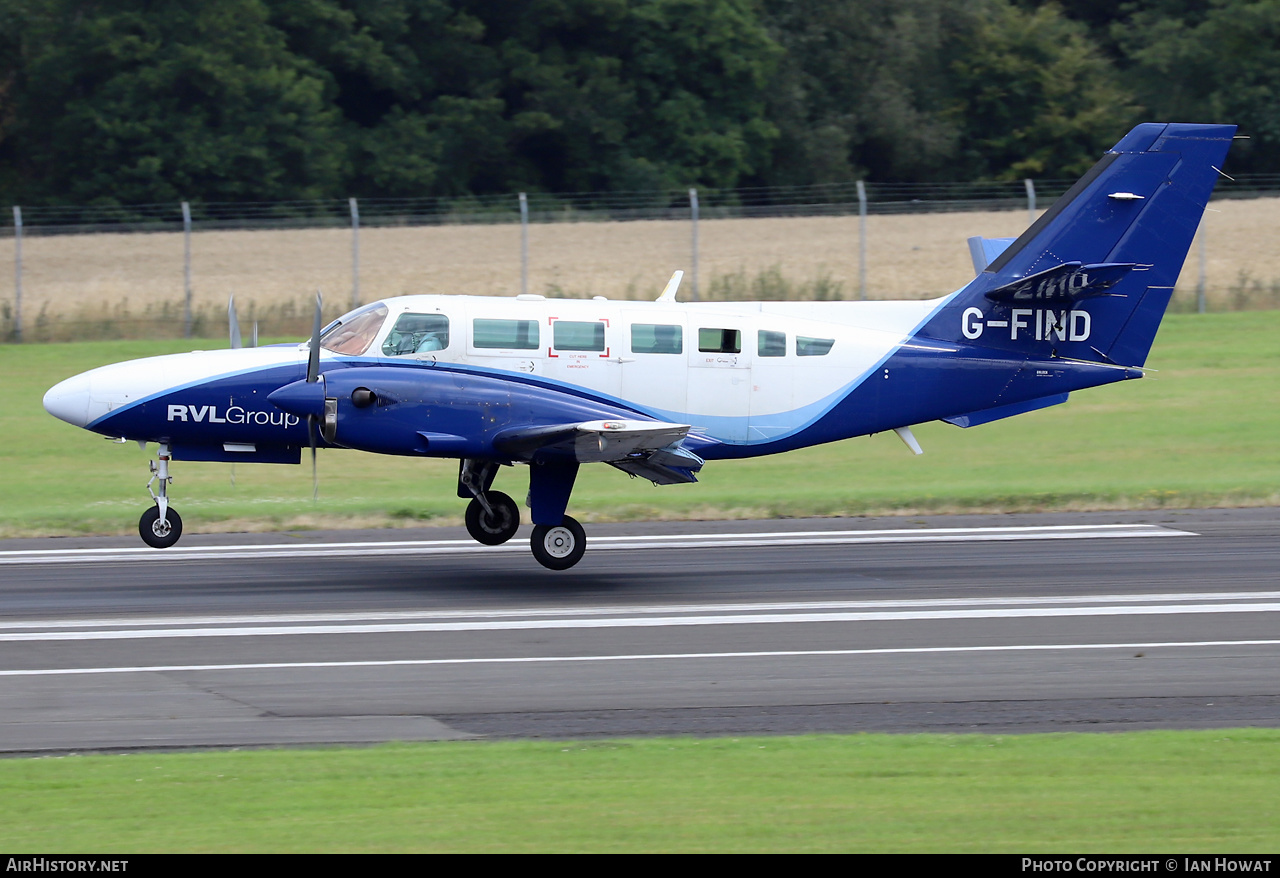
383, 313, 449, 356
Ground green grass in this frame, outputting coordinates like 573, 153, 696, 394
2, 732, 1278, 852
3, 311, 1278, 537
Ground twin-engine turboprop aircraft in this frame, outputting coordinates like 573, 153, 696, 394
44, 123, 1236, 569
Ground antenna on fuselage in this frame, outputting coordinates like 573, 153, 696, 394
656, 270, 683, 303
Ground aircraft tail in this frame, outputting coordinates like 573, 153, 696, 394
918, 123, 1236, 366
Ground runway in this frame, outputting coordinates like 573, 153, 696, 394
1, 507, 1277, 752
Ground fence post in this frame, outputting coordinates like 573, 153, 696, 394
1197, 226, 1207, 314
12, 206, 22, 342
519, 192, 528, 297
856, 181, 867, 301
689, 188, 699, 301
1024, 179, 1037, 224
181, 201, 192, 339
349, 197, 360, 309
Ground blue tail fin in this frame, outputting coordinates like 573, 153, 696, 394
920, 123, 1236, 366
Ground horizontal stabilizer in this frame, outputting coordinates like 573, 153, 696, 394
968, 236, 1017, 274
985, 261, 1142, 305
942, 393, 1069, 428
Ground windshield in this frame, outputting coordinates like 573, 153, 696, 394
319, 303, 388, 356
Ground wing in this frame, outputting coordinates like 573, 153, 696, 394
494, 418, 704, 485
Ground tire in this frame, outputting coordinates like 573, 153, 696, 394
139, 506, 183, 549
464, 491, 520, 545
530, 515, 586, 570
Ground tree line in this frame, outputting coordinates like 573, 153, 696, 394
0, 0, 1275, 208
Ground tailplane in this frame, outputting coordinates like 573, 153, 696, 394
920, 123, 1236, 366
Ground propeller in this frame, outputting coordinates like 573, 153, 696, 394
307, 292, 323, 499
228, 295, 258, 349
228, 296, 242, 349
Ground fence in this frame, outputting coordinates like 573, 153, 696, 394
5, 174, 1280, 342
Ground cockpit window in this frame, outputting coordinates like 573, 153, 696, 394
319, 303, 389, 356
382, 312, 449, 356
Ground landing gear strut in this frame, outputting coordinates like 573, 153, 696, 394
140, 444, 183, 549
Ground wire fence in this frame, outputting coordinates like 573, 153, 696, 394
4, 174, 1280, 342
9, 172, 1280, 235
1, 178, 1086, 236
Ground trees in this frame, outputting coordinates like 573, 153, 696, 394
948, 2, 1143, 179
0, 0, 1271, 206
758, 0, 1141, 184
0, 0, 781, 204
0, 0, 343, 205
1114, 0, 1280, 173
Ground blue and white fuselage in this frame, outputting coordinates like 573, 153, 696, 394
43, 122, 1237, 569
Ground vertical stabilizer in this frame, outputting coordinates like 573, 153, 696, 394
920, 123, 1236, 366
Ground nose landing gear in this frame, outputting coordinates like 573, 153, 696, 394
464, 491, 520, 545
140, 444, 183, 549
459, 459, 521, 546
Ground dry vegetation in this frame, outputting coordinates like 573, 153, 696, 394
3, 196, 1279, 340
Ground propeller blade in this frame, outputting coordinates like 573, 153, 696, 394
307, 291, 323, 383
228, 296, 242, 349
308, 415, 318, 501
251, 320, 259, 348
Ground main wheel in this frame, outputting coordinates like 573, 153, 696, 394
530, 515, 586, 570
139, 506, 183, 549
464, 491, 520, 545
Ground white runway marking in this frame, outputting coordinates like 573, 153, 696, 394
0, 523, 1193, 565
1, 592, 1275, 643
3, 590, 1273, 632
2, 639, 1277, 678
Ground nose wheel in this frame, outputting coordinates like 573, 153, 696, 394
531, 516, 586, 570
139, 505, 183, 549
464, 491, 520, 545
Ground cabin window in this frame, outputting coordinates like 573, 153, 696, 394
796, 335, 835, 356
320, 303, 388, 356
631, 323, 683, 354
698, 328, 742, 354
473, 318, 539, 350
382, 312, 449, 355
553, 320, 605, 352
758, 330, 786, 357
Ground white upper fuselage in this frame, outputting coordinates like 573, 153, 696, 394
333, 292, 951, 441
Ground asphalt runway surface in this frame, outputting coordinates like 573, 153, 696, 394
1, 507, 1277, 753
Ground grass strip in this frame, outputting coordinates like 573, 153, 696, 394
2, 731, 1278, 852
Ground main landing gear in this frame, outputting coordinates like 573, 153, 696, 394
530, 517, 586, 570
458, 457, 586, 570
140, 444, 183, 549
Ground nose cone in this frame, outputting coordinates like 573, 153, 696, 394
43, 372, 93, 428
267, 378, 327, 419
